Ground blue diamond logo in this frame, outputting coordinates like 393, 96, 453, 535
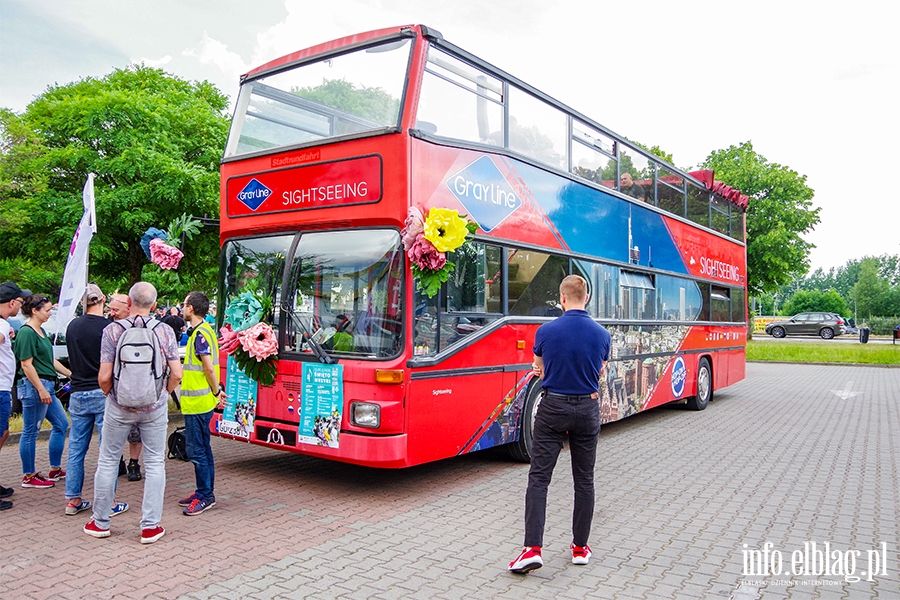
236, 178, 273, 211
446, 156, 521, 232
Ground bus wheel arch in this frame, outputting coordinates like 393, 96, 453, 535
686, 356, 713, 411
507, 378, 543, 462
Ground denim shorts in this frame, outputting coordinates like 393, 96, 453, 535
0, 390, 10, 435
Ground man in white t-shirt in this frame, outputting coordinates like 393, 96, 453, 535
0, 281, 32, 510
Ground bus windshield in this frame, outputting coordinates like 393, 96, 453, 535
284, 229, 404, 360
224, 38, 412, 157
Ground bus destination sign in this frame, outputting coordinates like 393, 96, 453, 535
226, 155, 383, 217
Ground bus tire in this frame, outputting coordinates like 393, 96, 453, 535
507, 379, 542, 463
685, 357, 712, 411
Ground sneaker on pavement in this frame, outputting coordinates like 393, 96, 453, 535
571, 543, 592, 565
141, 526, 165, 544
110, 502, 129, 517
66, 500, 91, 515
508, 546, 543, 573
0, 484, 13, 498
84, 520, 110, 538
127, 459, 142, 482
0, 499, 12, 511
118, 456, 127, 477
183, 496, 216, 516
178, 492, 200, 507
22, 473, 54, 488
47, 468, 66, 481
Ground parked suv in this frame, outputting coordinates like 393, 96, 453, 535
765, 312, 845, 339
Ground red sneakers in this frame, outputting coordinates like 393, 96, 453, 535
47, 468, 66, 481
141, 526, 165, 544
22, 473, 54, 488
508, 546, 543, 573
83, 520, 110, 538
571, 543, 592, 565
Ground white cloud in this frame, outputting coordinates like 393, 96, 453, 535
183, 33, 249, 82
139, 55, 173, 68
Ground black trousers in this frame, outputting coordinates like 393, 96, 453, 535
524, 392, 601, 547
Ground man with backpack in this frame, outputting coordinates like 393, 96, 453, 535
83, 282, 181, 544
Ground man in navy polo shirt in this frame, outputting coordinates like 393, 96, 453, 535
509, 274, 611, 573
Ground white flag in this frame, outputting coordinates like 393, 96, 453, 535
56, 174, 96, 337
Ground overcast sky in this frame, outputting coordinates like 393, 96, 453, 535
2, 0, 898, 273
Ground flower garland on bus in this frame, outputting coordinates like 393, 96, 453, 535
219, 289, 279, 386
402, 206, 478, 298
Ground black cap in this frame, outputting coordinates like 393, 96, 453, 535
0, 282, 32, 303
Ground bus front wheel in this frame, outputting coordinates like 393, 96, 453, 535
507, 380, 542, 463
685, 357, 712, 411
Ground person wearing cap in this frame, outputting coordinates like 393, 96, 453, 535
0, 282, 31, 508
14, 293, 72, 489
63, 284, 128, 517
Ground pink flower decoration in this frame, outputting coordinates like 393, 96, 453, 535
407, 233, 447, 271
238, 322, 278, 362
218, 324, 241, 354
149, 237, 184, 270
401, 206, 424, 251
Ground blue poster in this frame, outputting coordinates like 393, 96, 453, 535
217, 355, 257, 439
299, 363, 343, 448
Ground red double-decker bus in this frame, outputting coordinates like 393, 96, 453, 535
214, 25, 749, 467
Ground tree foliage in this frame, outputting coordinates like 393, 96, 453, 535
780, 289, 848, 317
702, 142, 819, 296
0, 66, 229, 302
850, 258, 898, 319
293, 78, 400, 125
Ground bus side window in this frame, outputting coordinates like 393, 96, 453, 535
508, 251, 568, 317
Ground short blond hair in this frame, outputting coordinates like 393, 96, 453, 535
559, 275, 587, 303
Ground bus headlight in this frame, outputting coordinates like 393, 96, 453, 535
350, 402, 380, 428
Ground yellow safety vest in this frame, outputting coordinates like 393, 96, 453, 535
181, 321, 219, 415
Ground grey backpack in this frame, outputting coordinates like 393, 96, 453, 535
113, 317, 167, 407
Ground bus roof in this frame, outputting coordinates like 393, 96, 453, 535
239, 24, 749, 210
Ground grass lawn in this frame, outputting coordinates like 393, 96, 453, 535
747, 339, 900, 365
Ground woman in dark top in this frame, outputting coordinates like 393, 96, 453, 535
14, 294, 71, 488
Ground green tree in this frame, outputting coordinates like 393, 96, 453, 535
850, 258, 893, 319
0, 66, 229, 301
781, 289, 848, 317
293, 78, 400, 125
702, 142, 819, 296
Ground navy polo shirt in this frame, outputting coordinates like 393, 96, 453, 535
533, 309, 611, 396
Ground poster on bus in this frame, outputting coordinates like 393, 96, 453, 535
298, 363, 343, 448
217, 355, 257, 439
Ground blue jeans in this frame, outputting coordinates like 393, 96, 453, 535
524, 392, 601, 548
0, 390, 11, 436
91, 400, 167, 530
65, 389, 106, 500
184, 410, 215, 500
18, 378, 68, 475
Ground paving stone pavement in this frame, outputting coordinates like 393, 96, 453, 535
1, 362, 897, 599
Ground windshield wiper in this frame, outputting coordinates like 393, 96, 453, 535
287, 307, 334, 364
